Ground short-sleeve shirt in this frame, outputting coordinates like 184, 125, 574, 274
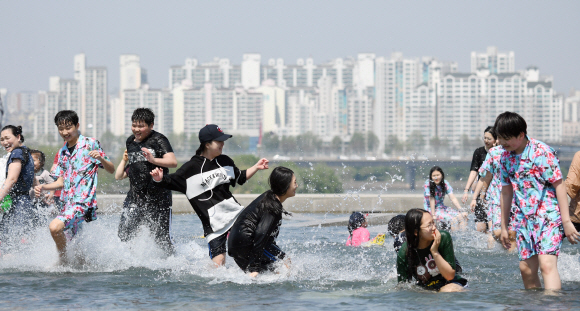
125, 131, 174, 198
499, 137, 562, 222
396, 230, 466, 289
6, 146, 34, 195
470, 146, 488, 172
53, 135, 109, 208
424, 180, 453, 210
346, 227, 370, 246
478, 146, 504, 207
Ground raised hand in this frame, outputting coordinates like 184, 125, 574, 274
254, 158, 269, 170
150, 167, 164, 182
141, 147, 154, 163
88, 150, 104, 161
123, 149, 128, 162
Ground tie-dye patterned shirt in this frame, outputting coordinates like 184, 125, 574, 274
499, 137, 562, 223
52, 135, 109, 209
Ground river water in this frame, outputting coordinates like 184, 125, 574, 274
0, 213, 579, 310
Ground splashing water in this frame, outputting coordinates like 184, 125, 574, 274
0, 212, 579, 309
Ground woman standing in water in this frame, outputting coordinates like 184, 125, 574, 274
0, 125, 36, 247
397, 208, 468, 292
228, 166, 297, 277
424, 166, 467, 230
461, 126, 497, 232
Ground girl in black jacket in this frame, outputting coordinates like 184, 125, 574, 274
228, 166, 297, 277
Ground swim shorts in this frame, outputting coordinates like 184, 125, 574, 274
474, 198, 487, 223
208, 231, 229, 259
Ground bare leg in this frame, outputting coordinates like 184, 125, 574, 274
520, 255, 542, 289
538, 254, 561, 290
249, 272, 259, 277
212, 253, 226, 267
475, 222, 487, 233
439, 283, 465, 292
49, 219, 67, 264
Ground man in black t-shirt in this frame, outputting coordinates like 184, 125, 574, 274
115, 108, 178, 254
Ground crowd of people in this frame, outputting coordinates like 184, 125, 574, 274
1, 108, 579, 290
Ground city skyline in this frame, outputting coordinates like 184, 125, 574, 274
1, 1, 579, 94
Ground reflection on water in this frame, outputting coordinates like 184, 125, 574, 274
0, 213, 579, 309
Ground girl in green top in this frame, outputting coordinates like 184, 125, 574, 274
397, 208, 467, 292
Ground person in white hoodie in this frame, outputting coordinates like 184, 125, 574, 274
151, 124, 269, 266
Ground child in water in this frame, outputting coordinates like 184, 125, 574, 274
29, 150, 54, 209
388, 214, 406, 252
424, 166, 467, 231
346, 212, 369, 246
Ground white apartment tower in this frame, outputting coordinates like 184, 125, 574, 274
471, 46, 515, 74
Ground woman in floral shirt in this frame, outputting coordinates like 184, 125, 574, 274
423, 166, 467, 231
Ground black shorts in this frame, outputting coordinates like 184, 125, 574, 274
474, 198, 488, 223
230, 243, 286, 273
208, 231, 229, 259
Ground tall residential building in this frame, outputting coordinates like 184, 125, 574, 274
470, 46, 515, 74
169, 57, 241, 89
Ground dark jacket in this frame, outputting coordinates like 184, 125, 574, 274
154, 154, 246, 241
227, 191, 284, 269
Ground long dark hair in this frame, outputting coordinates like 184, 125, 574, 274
260, 166, 294, 216
404, 208, 428, 281
196, 141, 210, 156
1, 125, 24, 143
428, 166, 447, 197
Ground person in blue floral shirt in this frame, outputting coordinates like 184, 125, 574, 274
495, 111, 579, 290
470, 143, 517, 251
423, 166, 467, 231
35, 110, 114, 264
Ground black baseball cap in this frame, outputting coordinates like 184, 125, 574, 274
198, 124, 232, 143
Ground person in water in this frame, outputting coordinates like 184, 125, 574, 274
424, 166, 467, 230
462, 127, 497, 232
29, 150, 54, 208
496, 111, 579, 290
469, 131, 516, 251
564, 151, 580, 232
150, 124, 269, 266
346, 212, 370, 246
115, 108, 178, 255
397, 208, 467, 292
227, 166, 296, 277
35, 110, 115, 264
388, 214, 406, 252
0, 125, 37, 249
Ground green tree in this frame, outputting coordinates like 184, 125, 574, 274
385, 135, 404, 155
280, 136, 297, 155
261, 132, 279, 153
331, 136, 342, 154
406, 131, 425, 153
349, 132, 365, 154
301, 164, 343, 193
226, 134, 250, 154
367, 131, 379, 152
296, 132, 321, 155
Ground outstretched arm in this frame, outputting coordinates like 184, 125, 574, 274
141, 148, 178, 168
245, 158, 269, 180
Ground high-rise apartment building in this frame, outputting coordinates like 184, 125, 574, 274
471, 46, 515, 74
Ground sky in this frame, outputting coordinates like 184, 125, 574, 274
1, 0, 579, 95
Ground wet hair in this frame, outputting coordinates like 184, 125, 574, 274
387, 214, 406, 237
30, 149, 46, 169
260, 166, 295, 216
131, 107, 155, 126
348, 212, 366, 237
428, 166, 447, 198
54, 110, 79, 127
1, 125, 24, 142
494, 111, 527, 140
195, 141, 211, 156
404, 208, 429, 281
484, 126, 497, 140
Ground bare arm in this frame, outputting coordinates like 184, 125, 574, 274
461, 171, 478, 203
142, 148, 178, 168
500, 184, 513, 249
36, 177, 64, 192
245, 158, 269, 180
429, 196, 436, 216
88, 150, 115, 174
115, 150, 128, 180
448, 193, 463, 211
0, 160, 22, 201
554, 179, 579, 244
470, 173, 492, 211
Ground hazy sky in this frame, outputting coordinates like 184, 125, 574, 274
1, 0, 579, 94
